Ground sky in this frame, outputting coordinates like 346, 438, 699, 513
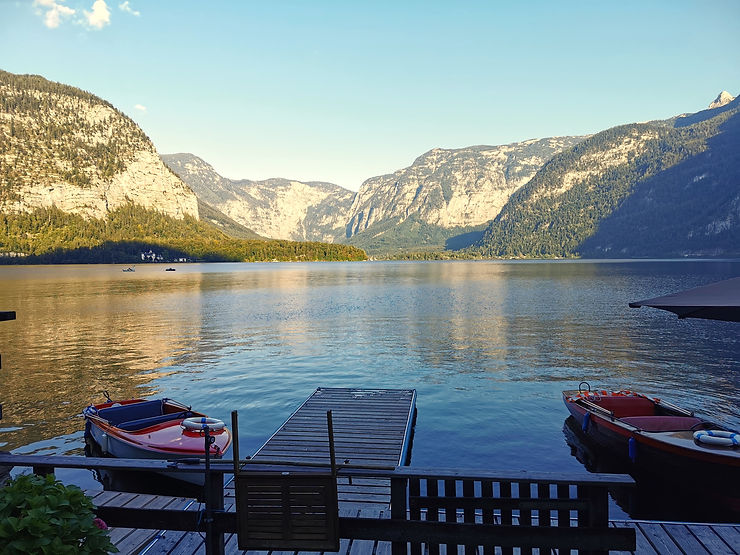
1, 1, 739, 191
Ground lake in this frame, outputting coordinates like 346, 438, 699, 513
0, 259, 738, 521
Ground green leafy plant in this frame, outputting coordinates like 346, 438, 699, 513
0, 473, 117, 554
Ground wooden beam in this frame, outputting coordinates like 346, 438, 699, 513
338, 518, 637, 551
391, 466, 635, 487
0, 453, 234, 475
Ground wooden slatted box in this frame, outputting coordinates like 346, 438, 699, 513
235, 467, 339, 550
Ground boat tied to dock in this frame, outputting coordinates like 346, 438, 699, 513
83, 395, 231, 484
563, 383, 740, 511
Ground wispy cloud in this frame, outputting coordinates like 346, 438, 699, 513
33, 0, 76, 29
83, 0, 111, 30
118, 1, 140, 17
134, 104, 147, 113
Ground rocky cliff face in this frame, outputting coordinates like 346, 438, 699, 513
345, 137, 584, 239
162, 153, 354, 242
476, 95, 740, 258
166, 136, 584, 249
0, 71, 198, 221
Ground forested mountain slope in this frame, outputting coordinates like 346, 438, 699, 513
344, 137, 584, 253
0, 70, 198, 220
473, 96, 740, 258
0, 70, 365, 263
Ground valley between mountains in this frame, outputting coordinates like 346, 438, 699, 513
1, 69, 738, 261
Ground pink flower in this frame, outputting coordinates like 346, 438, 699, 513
93, 517, 108, 530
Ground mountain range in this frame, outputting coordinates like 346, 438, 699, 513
0, 70, 364, 263
1, 67, 738, 260
163, 137, 585, 254
165, 90, 739, 258
475, 94, 740, 258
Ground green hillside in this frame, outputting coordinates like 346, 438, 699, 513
472, 98, 740, 258
0, 204, 366, 263
346, 214, 486, 256
0, 70, 365, 263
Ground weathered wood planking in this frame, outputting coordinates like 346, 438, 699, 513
610, 520, 740, 555
90, 485, 740, 554
251, 388, 416, 469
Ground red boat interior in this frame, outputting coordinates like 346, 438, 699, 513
95, 400, 196, 432
592, 396, 657, 417
587, 395, 707, 432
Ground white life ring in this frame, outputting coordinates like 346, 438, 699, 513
693, 430, 739, 447
181, 417, 226, 432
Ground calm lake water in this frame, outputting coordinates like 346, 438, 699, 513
0, 260, 738, 521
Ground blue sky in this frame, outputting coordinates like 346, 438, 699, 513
2, 1, 739, 190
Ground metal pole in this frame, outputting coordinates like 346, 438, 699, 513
326, 410, 337, 476
231, 411, 240, 477
203, 426, 224, 555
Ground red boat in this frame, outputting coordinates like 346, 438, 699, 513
563, 385, 740, 510
84, 397, 232, 484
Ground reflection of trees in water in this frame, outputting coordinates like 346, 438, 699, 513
0, 268, 211, 451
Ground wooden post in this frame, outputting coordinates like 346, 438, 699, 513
462, 478, 475, 555
444, 478, 456, 555
231, 411, 240, 476
583, 484, 609, 555
427, 478, 440, 555
481, 479, 494, 555
557, 483, 570, 528
390, 474, 407, 555
0, 311, 16, 421
409, 477, 421, 555
207, 471, 225, 553
203, 427, 225, 555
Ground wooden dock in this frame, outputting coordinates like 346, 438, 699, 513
130, 387, 417, 553
96, 488, 740, 554
249, 387, 416, 512
252, 387, 416, 468
2, 386, 737, 554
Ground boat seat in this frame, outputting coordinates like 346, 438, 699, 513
96, 400, 164, 425
117, 411, 195, 431
621, 416, 704, 432
593, 396, 657, 417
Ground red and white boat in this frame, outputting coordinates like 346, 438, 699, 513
83, 397, 232, 484
563, 385, 740, 510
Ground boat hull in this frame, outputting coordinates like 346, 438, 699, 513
563, 390, 740, 510
84, 398, 231, 486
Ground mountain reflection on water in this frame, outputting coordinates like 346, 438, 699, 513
0, 260, 738, 521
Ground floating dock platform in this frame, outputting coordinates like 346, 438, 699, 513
249, 387, 416, 512
252, 387, 417, 468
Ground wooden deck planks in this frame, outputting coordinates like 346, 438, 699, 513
250, 387, 416, 470
91, 491, 740, 555
609, 521, 740, 555
685, 524, 738, 555
248, 387, 416, 516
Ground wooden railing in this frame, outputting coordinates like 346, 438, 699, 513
383, 467, 635, 555
0, 453, 636, 555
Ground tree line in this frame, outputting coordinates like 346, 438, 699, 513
0, 205, 367, 263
